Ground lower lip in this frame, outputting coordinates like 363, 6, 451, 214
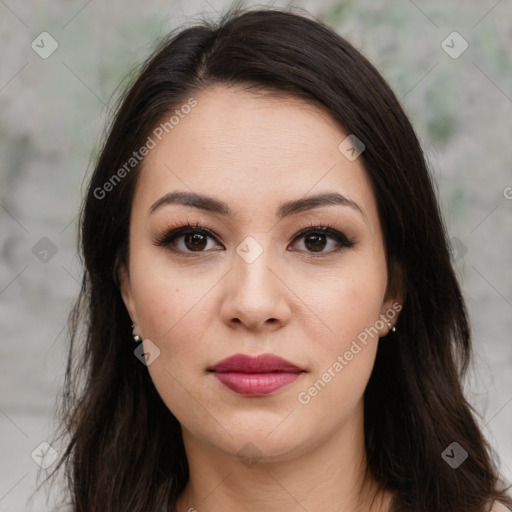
212, 371, 302, 396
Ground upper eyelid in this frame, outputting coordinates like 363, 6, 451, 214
157, 223, 342, 240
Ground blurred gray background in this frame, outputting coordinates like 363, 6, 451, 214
1, 0, 511, 510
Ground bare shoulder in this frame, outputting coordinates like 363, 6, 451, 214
489, 502, 511, 512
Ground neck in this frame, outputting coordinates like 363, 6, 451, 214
175, 403, 392, 512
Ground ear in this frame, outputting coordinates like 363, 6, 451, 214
118, 264, 137, 325
380, 259, 405, 333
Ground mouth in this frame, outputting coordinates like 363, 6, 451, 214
207, 353, 306, 396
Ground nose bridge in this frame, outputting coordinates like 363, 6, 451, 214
222, 234, 290, 329
233, 234, 279, 299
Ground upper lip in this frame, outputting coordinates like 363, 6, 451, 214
208, 353, 304, 373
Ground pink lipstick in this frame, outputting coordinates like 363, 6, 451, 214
208, 353, 304, 396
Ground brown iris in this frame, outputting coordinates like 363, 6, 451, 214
184, 233, 208, 251
304, 233, 327, 252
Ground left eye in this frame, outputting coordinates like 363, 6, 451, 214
290, 227, 355, 254
154, 225, 355, 255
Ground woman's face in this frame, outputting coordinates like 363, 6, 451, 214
120, 86, 401, 462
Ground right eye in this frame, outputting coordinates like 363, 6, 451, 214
153, 223, 224, 256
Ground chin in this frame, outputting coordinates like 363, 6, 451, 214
202, 421, 312, 463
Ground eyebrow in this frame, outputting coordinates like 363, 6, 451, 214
148, 191, 365, 221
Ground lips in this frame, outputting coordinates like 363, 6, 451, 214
209, 354, 303, 373
208, 354, 305, 396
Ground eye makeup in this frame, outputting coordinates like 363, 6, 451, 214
152, 219, 357, 258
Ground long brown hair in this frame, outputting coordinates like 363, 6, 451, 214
44, 6, 511, 511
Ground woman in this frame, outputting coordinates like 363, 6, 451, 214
46, 6, 511, 512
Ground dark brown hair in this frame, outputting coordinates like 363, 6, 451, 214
44, 6, 511, 512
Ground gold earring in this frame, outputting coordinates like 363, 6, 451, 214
386, 320, 396, 333
132, 323, 142, 343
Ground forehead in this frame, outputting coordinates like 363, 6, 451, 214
134, 86, 377, 225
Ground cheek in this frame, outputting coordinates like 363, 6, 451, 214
298, 251, 388, 349
127, 250, 220, 402
129, 247, 216, 343
292, 251, 387, 405
129, 261, 215, 424
293, 299, 382, 432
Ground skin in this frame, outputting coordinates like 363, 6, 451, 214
120, 86, 402, 512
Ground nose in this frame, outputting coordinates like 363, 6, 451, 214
220, 247, 292, 332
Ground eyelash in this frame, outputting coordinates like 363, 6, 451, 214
153, 221, 356, 257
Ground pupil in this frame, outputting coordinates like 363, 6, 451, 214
185, 233, 207, 251
305, 233, 326, 252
